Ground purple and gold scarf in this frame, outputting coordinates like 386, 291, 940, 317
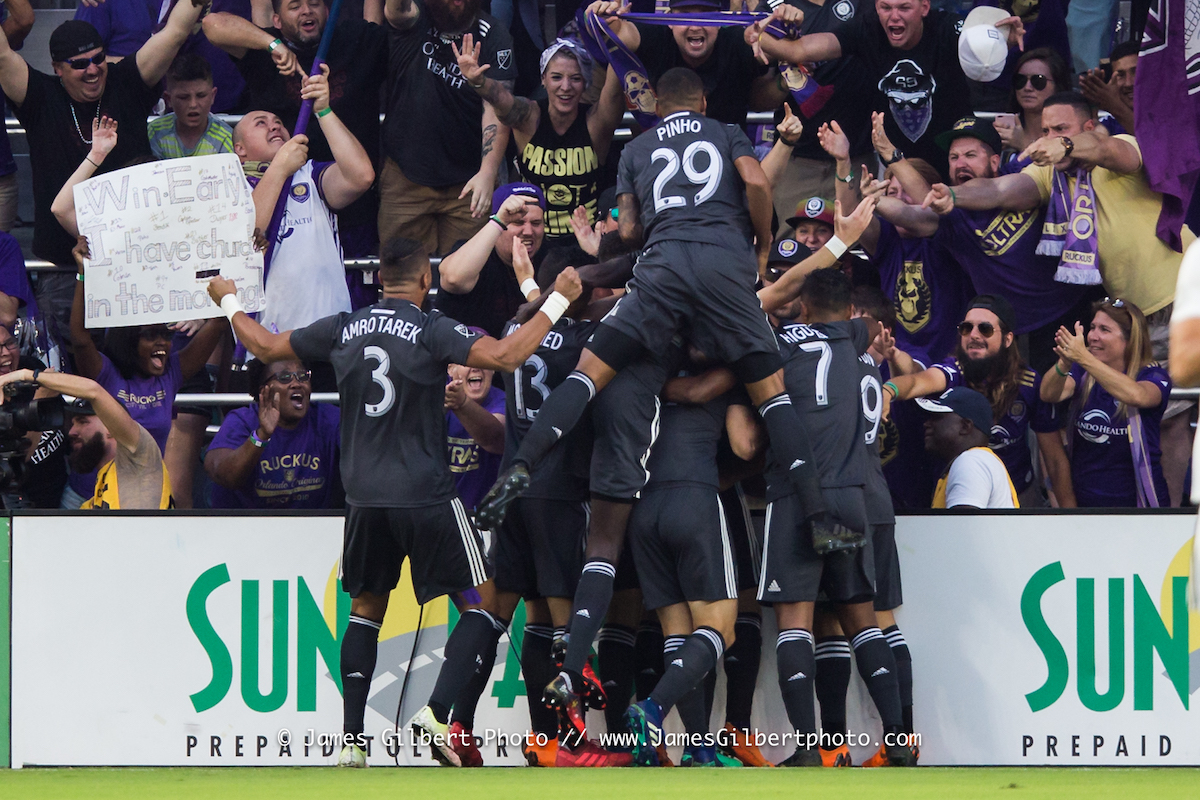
1037, 167, 1102, 285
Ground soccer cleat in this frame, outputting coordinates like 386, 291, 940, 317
551, 635, 568, 668
555, 738, 634, 767
623, 699, 665, 767
861, 742, 918, 767
808, 514, 866, 555
408, 705, 461, 767
544, 673, 588, 746
656, 744, 674, 767
581, 658, 608, 710
523, 737, 559, 767
777, 746, 823, 767
718, 723, 774, 767
336, 743, 367, 768
449, 721, 484, 767
475, 463, 530, 529
681, 745, 720, 767
819, 744, 852, 767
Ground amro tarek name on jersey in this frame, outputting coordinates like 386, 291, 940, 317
340, 310, 424, 344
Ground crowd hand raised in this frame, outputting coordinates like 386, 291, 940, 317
207, 276, 238, 304
460, 169, 497, 219
257, 383, 282, 439
776, 104, 803, 144
1079, 68, 1128, 113
921, 183, 955, 215
834, 196, 876, 246
817, 121, 850, 161
444, 376, 468, 411
871, 111, 897, 161
511, 239, 536, 285
274, 135, 309, 174
860, 168, 888, 201
992, 113, 1023, 151
996, 15, 1025, 50
271, 41, 299, 76
252, 228, 269, 253
496, 194, 532, 225
875, 326, 897, 361
300, 64, 331, 114
553, 266, 584, 302
452, 34, 490, 86
587, 0, 626, 20
72, 236, 90, 274
1053, 322, 1088, 365
90, 116, 118, 159
169, 319, 205, 337
570, 206, 601, 256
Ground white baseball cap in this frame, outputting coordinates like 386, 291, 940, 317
958, 6, 1011, 82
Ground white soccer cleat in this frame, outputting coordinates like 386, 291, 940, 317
337, 743, 367, 768
408, 705, 462, 767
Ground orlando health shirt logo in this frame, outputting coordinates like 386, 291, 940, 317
1077, 408, 1126, 444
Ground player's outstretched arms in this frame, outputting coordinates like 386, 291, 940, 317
207, 276, 299, 363
467, 267, 584, 372
662, 366, 738, 405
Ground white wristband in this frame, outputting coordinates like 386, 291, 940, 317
220, 293, 244, 320
520, 278, 539, 299
539, 291, 571, 325
825, 235, 848, 259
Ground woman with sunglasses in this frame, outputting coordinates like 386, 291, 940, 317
67, 236, 226, 504
993, 47, 1072, 153
455, 35, 626, 249
206, 357, 341, 509
1039, 298, 1172, 508
882, 294, 1074, 507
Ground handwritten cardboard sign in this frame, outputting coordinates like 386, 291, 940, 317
75, 153, 266, 328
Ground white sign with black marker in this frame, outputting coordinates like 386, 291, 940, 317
74, 153, 266, 329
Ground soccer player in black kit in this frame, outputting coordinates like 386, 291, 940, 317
477, 66, 863, 748
207, 238, 582, 768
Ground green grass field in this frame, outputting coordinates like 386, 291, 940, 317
1, 767, 1198, 799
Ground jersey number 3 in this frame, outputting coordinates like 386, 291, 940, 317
651, 142, 723, 213
364, 345, 395, 417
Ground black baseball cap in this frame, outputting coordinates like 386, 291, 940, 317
916, 387, 994, 435
765, 236, 814, 280
65, 397, 97, 416
967, 293, 1017, 333
934, 116, 1003, 156
49, 20, 103, 62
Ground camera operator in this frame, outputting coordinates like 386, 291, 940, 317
0, 368, 172, 509
0, 324, 66, 507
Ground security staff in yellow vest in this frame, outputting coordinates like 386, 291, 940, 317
920, 386, 1018, 509
0, 368, 172, 509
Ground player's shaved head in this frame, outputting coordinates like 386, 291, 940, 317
655, 67, 706, 114
378, 236, 430, 287
799, 268, 853, 317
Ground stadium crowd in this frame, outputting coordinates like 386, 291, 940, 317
0, 0, 1196, 771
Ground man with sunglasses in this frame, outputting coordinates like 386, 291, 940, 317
881, 294, 1073, 507
0, 5, 208, 350
206, 358, 341, 509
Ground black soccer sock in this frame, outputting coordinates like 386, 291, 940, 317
850, 627, 903, 732
451, 616, 506, 730
514, 371, 597, 470
428, 609, 506, 724
562, 560, 616, 675
649, 627, 724, 715
757, 394, 827, 518
703, 668, 717, 723
341, 615, 381, 736
814, 635, 851, 740
776, 628, 817, 736
723, 613, 762, 730
598, 623, 636, 733
884, 625, 914, 733
635, 621, 665, 700
522, 624, 559, 737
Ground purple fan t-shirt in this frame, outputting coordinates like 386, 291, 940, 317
446, 385, 505, 511
934, 358, 1064, 492
97, 351, 183, 454
873, 219, 971, 366
208, 403, 341, 509
1068, 362, 1171, 507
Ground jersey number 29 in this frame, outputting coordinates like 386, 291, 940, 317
651, 142, 723, 213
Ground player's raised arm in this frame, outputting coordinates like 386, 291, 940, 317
734, 155, 775, 273
207, 277, 300, 363
466, 267, 583, 372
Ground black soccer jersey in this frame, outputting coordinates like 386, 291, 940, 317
615, 110, 757, 249
501, 316, 594, 500
766, 318, 872, 499
858, 353, 896, 525
289, 298, 481, 507
644, 394, 730, 490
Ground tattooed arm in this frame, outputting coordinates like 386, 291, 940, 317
454, 33, 540, 145
457, 99, 510, 218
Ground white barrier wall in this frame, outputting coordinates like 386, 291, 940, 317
8, 512, 1199, 767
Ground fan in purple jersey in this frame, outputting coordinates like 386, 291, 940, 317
882, 294, 1073, 507
444, 360, 506, 512
1040, 298, 1172, 508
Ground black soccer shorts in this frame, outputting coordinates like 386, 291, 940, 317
872, 522, 903, 611
720, 484, 762, 592
493, 497, 587, 600
628, 485, 738, 610
757, 488, 875, 605
341, 498, 490, 604
588, 355, 669, 501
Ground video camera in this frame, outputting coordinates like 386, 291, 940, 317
0, 381, 65, 507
